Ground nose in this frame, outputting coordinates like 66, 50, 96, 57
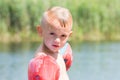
54, 37, 60, 43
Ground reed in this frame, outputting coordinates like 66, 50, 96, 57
0, 0, 120, 42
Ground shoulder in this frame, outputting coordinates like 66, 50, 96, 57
28, 53, 60, 80
28, 53, 59, 71
28, 53, 46, 72
59, 43, 73, 71
29, 53, 54, 67
60, 43, 72, 55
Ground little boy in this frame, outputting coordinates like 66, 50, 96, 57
28, 6, 73, 80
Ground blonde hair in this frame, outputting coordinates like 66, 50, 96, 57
40, 6, 73, 30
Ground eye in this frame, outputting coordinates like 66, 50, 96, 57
61, 34, 67, 37
50, 32, 54, 35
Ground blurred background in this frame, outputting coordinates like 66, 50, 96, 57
0, 0, 120, 80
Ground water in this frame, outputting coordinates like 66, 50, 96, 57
0, 42, 120, 80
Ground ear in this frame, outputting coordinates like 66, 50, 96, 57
36, 25, 42, 36
69, 31, 73, 36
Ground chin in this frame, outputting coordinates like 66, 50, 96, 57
51, 47, 60, 53
51, 49, 59, 53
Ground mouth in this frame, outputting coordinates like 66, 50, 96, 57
52, 45, 60, 48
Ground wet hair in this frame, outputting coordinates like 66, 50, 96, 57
40, 6, 73, 29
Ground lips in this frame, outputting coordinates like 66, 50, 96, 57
52, 44, 60, 48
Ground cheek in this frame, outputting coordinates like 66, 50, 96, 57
44, 39, 51, 48
61, 37, 69, 42
61, 37, 69, 45
44, 36, 54, 44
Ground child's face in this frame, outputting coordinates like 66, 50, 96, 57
39, 22, 72, 53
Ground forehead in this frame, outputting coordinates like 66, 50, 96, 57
43, 23, 71, 34
49, 19, 72, 30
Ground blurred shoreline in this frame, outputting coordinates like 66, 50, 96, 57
0, 31, 120, 43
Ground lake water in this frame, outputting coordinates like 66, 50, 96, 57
0, 41, 120, 80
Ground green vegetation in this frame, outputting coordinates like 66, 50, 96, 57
0, 0, 120, 43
